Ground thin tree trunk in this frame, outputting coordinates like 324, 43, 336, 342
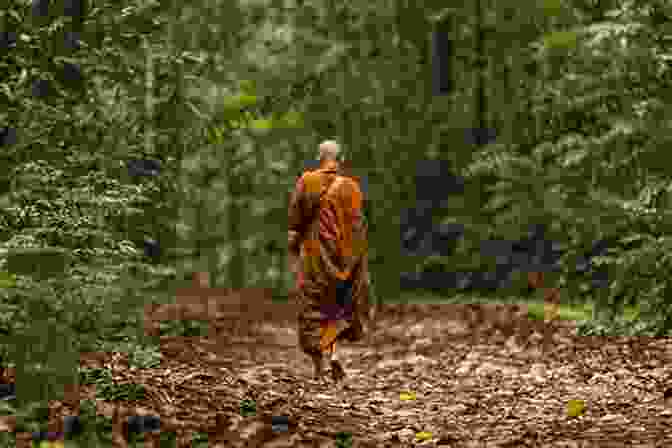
144, 36, 155, 157
474, 0, 487, 145
228, 163, 244, 291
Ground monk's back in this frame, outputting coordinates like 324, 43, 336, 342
301, 169, 363, 246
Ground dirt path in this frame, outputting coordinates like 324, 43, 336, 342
74, 300, 671, 447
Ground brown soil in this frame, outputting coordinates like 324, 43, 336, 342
21, 290, 672, 447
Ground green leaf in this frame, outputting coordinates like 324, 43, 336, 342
206, 126, 227, 144
239, 80, 257, 95
218, 94, 260, 122
247, 118, 274, 131
619, 234, 649, 246
223, 94, 259, 111
187, 100, 210, 121
0, 272, 16, 288
429, 8, 458, 24
541, 30, 579, 50
8, 10, 21, 22
540, 0, 563, 16
272, 110, 305, 128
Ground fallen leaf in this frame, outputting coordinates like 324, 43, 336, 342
416, 431, 433, 441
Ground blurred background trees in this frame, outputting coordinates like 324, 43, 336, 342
0, 0, 671, 409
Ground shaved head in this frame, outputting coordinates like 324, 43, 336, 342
318, 140, 341, 162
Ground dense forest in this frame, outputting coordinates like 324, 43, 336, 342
0, 0, 671, 446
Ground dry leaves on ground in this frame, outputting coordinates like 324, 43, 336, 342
39, 295, 672, 447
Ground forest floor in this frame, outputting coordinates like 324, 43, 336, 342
40, 294, 672, 447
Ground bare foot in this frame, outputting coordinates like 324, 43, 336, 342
312, 354, 325, 379
330, 360, 346, 383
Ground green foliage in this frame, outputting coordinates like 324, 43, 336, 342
540, 30, 580, 52
335, 431, 353, 448
80, 366, 148, 401
0, 433, 14, 448
11, 402, 51, 434
63, 399, 116, 447
193, 434, 210, 447
0, 0, 671, 420
273, 109, 305, 128
463, 0, 672, 336
158, 319, 209, 337
79, 367, 112, 386
6, 248, 69, 280
220, 93, 261, 122
0, 0, 231, 415
240, 398, 257, 417
540, 0, 564, 16
128, 344, 162, 369
0, 272, 16, 289
576, 315, 668, 337
96, 381, 147, 402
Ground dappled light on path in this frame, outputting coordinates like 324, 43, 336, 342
53, 297, 672, 446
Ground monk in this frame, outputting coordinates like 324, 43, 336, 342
288, 140, 371, 383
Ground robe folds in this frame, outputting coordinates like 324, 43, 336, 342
288, 160, 370, 358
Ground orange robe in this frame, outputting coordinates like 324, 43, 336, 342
288, 159, 370, 358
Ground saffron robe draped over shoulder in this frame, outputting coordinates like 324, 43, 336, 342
288, 159, 370, 357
